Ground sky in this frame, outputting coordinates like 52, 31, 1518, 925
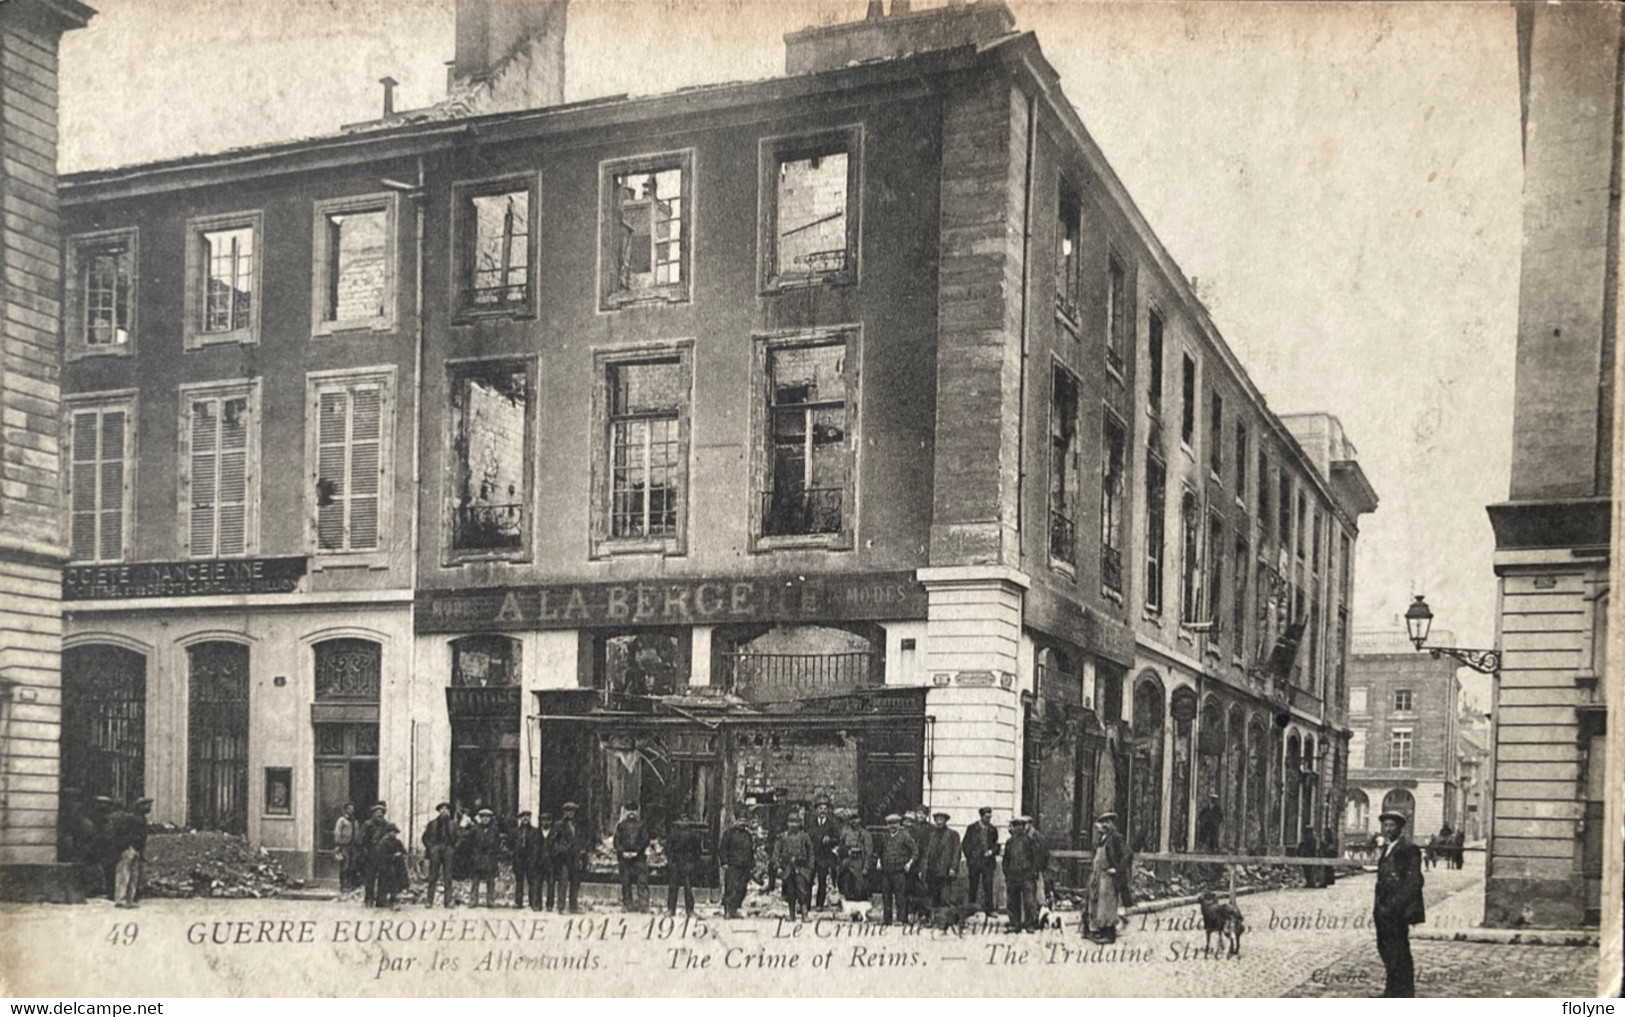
56, 0, 1522, 709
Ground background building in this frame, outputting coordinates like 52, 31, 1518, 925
1484, 0, 1617, 929
52, 0, 1374, 876
0, 0, 94, 901
1343, 630, 1460, 843
1457, 704, 1492, 841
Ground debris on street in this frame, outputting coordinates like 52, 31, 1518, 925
142, 830, 304, 899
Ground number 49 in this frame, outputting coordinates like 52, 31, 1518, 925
106, 922, 139, 946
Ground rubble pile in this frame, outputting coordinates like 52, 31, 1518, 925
142, 830, 303, 899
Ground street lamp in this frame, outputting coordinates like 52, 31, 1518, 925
1403, 595, 1502, 674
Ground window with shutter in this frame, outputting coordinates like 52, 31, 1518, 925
68, 401, 132, 563
182, 384, 256, 558
309, 371, 391, 556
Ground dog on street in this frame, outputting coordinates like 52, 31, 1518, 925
1197, 891, 1245, 956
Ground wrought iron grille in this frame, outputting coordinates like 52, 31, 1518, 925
314, 638, 381, 701
1049, 510, 1076, 565
187, 641, 250, 834
720, 651, 874, 700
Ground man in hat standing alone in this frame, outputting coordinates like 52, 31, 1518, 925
462, 807, 502, 907
1373, 810, 1425, 997
1083, 813, 1130, 942
614, 805, 651, 912
552, 803, 587, 913
807, 797, 841, 910
878, 813, 917, 926
357, 802, 389, 906
717, 816, 756, 919
421, 802, 458, 908
511, 810, 537, 909
1003, 817, 1041, 933
921, 810, 961, 909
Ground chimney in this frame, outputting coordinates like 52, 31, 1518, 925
379, 76, 399, 117
450, 0, 567, 113
784, 0, 1016, 77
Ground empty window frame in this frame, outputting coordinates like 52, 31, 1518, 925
1180, 352, 1197, 447
1233, 536, 1250, 655
67, 394, 136, 563
1101, 412, 1126, 594
453, 178, 537, 316
762, 128, 860, 289
67, 229, 137, 358
1048, 365, 1082, 568
1180, 490, 1203, 626
592, 345, 692, 556
447, 360, 533, 559
1209, 389, 1224, 477
308, 370, 393, 556
601, 152, 692, 309
1144, 454, 1166, 613
1234, 421, 1249, 498
313, 194, 396, 333
1146, 310, 1164, 419
1278, 474, 1293, 553
1296, 490, 1308, 559
1056, 186, 1082, 319
184, 211, 262, 347
754, 332, 857, 548
1106, 255, 1128, 372
1311, 506, 1323, 573
179, 381, 259, 558
1205, 510, 1224, 639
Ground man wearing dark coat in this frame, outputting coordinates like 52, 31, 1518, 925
372, 823, 409, 909
510, 811, 537, 909
1083, 813, 1131, 942
1299, 827, 1322, 888
774, 813, 816, 920
357, 802, 389, 906
1196, 795, 1223, 853
1449, 827, 1466, 870
421, 801, 458, 908
921, 811, 962, 908
1003, 817, 1041, 933
666, 819, 707, 916
1373, 810, 1426, 997
877, 813, 918, 926
717, 817, 757, 919
962, 806, 1000, 915
807, 798, 842, 909
461, 807, 502, 907
533, 813, 558, 911
836, 812, 873, 902
551, 803, 587, 913
614, 806, 651, 912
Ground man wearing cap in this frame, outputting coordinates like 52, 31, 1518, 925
1002, 817, 1041, 933
717, 816, 757, 919
878, 813, 918, 925
807, 797, 842, 910
511, 810, 538, 909
421, 802, 458, 908
110, 798, 152, 908
357, 802, 389, 906
921, 810, 962, 909
373, 822, 409, 909
614, 805, 651, 912
1083, 813, 1129, 942
532, 813, 558, 911
551, 803, 586, 913
775, 813, 815, 921
962, 806, 1000, 915
332, 802, 357, 892
837, 811, 873, 903
461, 807, 502, 907
1373, 810, 1425, 997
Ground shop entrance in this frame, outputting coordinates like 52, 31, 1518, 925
61, 644, 146, 806
311, 638, 382, 878
447, 635, 522, 818
187, 641, 250, 834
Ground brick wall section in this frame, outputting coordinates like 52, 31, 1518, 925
930, 76, 1027, 568
0, 1, 83, 868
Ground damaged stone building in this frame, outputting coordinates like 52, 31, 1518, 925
53, 0, 1374, 877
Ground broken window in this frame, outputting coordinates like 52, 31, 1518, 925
202, 226, 254, 333
316, 197, 392, 328
1056, 187, 1082, 318
1209, 389, 1224, 476
70, 231, 135, 354
1206, 511, 1224, 638
1147, 310, 1164, 419
1145, 454, 1166, 612
602, 153, 691, 307
1181, 352, 1197, 446
1180, 490, 1203, 626
1101, 412, 1126, 593
68, 399, 133, 563
767, 130, 858, 282
461, 185, 532, 311
607, 359, 683, 542
598, 632, 684, 698
1107, 255, 1128, 371
1049, 366, 1081, 567
449, 362, 530, 556
761, 340, 851, 540
183, 385, 256, 558
1233, 537, 1251, 655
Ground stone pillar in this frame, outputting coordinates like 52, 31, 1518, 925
918, 566, 1026, 827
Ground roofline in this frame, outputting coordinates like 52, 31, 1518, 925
7, 0, 96, 30
60, 42, 986, 204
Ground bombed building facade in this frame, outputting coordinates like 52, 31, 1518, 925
52, 0, 1374, 878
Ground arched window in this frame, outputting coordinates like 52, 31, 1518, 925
1167, 688, 1197, 852
1381, 788, 1415, 823
1128, 676, 1165, 853
1246, 717, 1268, 853
1283, 733, 1301, 846
61, 645, 146, 806
187, 641, 250, 834
1345, 788, 1370, 833
1196, 698, 1225, 851
1225, 706, 1246, 850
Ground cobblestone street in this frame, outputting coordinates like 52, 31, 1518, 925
0, 852, 1601, 996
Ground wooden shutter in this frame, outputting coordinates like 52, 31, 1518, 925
349, 385, 382, 549
314, 382, 384, 552
188, 393, 251, 557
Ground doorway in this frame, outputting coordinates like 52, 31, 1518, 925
314, 723, 379, 879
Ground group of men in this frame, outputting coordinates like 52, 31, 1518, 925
58, 790, 152, 908
424, 801, 591, 911
1424, 823, 1466, 869
332, 801, 410, 908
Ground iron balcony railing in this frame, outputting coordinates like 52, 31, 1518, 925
454, 504, 524, 551
762, 487, 843, 537
1101, 544, 1124, 593
719, 651, 875, 700
1049, 510, 1076, 565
